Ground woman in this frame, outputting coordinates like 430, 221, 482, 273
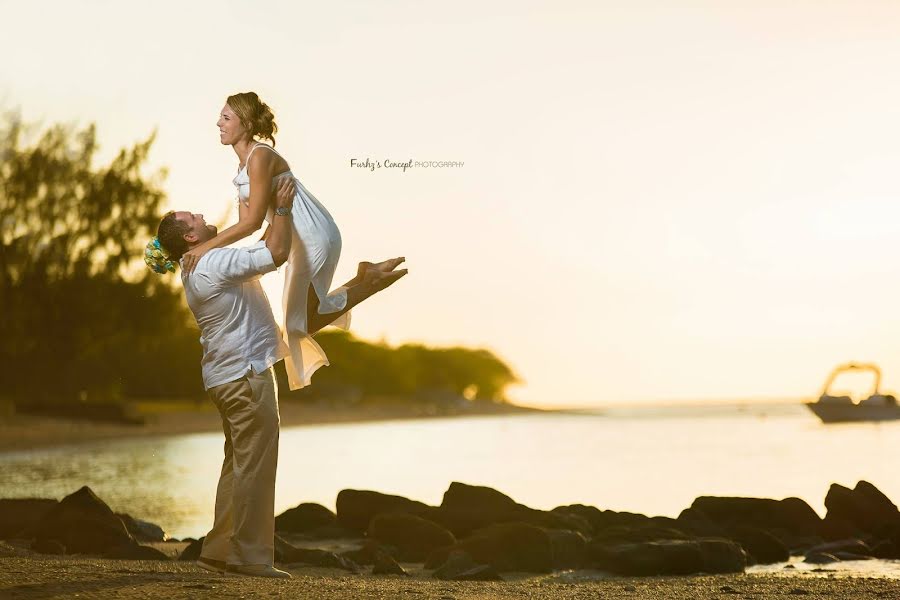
181, 91, 407, 390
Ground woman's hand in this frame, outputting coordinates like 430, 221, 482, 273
182, 244, 212, 275
275, 177, 296, 209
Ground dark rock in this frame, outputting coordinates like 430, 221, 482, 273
592, 524, 692, 545
431, 549, 503, 581
589, 538, 702, 575
806, 538, 872, 557
0, 499, 58, 539
552, 504, 606, 534
699, 538, 749, 574
424, 547, 449, 568
425, 521, 553, 573
549, 507, 594, 535
446, 564, 503, 581
727, 526, 789, 564
336, 489, 431, 533
27, 486, 134, 554
105, 543, 171, 560
422, 505, 590, 540
689, 496, 822, 537
431, 549, 478, 578
302, 524, 359, 539
275, 503, 338, 534
31, 538, 65, 555
517, 509, 592, 537
371, 548, 408, 576
441, 482, 519, 513
178, 537, 205, 561
546, 529, 587, 569
274, 534, 361, 572
588, 537, 746, 576
833, 551, 874, 561
871, 540, 898, 559
284, 547, 362, 572
804, 552, 839, 564
553, 504, 655, 535
676, 507, 728, 537
406, 486, 592, 541
367, 513, 456, 562
785, 535, 826, 555
340, 539, 401, 566
427, 482, 592, 539
647, 516, 687, 529
116, 513, 166, 543
592, 509, 653, 531
415, 508, 491, 539
818, 514, 861, 541
873, 517, 900, 541
824, 481, 900, 535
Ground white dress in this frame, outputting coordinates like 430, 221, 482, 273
233, 143, 351, 390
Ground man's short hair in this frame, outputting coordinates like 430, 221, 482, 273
157, 211, 190, 262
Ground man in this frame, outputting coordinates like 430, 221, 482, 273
155, 178, 297, 578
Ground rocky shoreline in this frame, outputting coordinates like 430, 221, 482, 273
3, 479, 900, 586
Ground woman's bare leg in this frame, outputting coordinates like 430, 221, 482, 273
308, 267, 407, 335
306, 259, 404, 328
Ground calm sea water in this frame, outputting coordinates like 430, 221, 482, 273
3, 401, 900, 576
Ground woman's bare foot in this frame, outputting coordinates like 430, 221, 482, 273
357, 257, 405, 278
363, 267, 408, 291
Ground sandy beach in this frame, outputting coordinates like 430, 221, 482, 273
1, 551, 897, 599
0, 400, 553, 452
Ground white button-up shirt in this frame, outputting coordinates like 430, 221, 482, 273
181, 241, 289, 390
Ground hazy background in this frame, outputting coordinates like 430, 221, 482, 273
4, 0, 900, 407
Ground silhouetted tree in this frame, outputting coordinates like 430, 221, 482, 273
0, 114, 203, 404
284, 330, 519, 403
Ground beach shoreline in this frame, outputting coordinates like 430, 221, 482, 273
0, 400, 557, 452
1, 552, 897, 599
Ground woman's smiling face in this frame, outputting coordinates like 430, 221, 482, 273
216, 104, 248, 146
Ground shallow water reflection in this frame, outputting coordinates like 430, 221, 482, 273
2, 404, 900, 551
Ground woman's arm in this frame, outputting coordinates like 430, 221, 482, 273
181, 148, 277, 273
266, 178, 295, 266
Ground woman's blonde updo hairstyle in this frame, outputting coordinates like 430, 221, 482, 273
226, 91, 278, 146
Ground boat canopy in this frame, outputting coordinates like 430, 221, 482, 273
820, 362, 881, 401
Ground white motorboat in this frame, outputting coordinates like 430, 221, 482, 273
805, 362, 900, 423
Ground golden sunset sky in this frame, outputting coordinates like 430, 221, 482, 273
5, 1, 900, 407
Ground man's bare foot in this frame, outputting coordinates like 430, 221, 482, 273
363, 267, 408, 291
358, 257, 405, 277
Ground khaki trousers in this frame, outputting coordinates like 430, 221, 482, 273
200, 368, 280, 566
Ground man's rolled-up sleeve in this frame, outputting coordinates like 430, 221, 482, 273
210, 242, 277, 286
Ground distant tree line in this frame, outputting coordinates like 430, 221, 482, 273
0, 115, 517, 409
